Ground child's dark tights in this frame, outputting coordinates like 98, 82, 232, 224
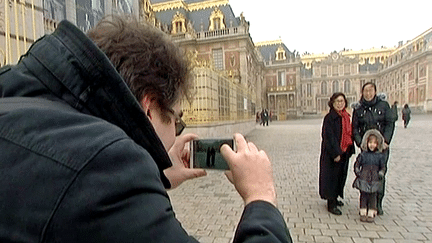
360, 192, 377, 210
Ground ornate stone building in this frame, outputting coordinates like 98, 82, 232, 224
301, 48, 394, 114
2, 0, 432, 123
257, 40, 302, 120
0, 0, 45, 66
379, 28, 432, 112
1, 0, 141, 66
150, 0, 264, 127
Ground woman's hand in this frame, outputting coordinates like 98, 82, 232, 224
164, 133, 207, 189
334, 155, 341, 162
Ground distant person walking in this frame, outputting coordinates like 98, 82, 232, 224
256, 111, 261, 123
352, 82, 395, 215
391, 101, 398, 121
401, 104, 411, 128
261, 109, 269, 126
206, 147, 216, 168
352, 129, 387, 223
319, 92, 355, 215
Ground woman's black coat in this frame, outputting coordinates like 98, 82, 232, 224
319, 109, 355, 200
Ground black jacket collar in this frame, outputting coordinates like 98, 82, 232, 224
328, 109, 341, 120
360, 96, 378, 107
5, 20, 172, 188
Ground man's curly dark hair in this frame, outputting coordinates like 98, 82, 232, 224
87, 15, 191, 123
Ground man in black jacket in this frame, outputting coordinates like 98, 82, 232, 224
0, 16, 291, 242
352, 82, 395, 215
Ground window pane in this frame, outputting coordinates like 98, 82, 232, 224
212, 49, 223, 70
278, 71, 286, 86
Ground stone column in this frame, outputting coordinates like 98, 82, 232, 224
65, 0, 76, 25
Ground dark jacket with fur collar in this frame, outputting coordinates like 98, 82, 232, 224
0, 21, 291, 242
352, 130, 386, 193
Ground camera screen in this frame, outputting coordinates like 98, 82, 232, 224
191, 138, 234, 170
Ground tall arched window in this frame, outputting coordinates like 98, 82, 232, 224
332, 80, 339, 93
321, 81, 327, 95
344, 80, 351, 93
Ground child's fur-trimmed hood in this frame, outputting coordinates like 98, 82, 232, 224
361, 129, 385, 152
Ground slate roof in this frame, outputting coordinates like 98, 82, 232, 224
150, 0, 211, 3
184, 0, 208, 3
359, 61, 381, 73
258, 43, 294, 63
151, 1, 240, 32
149, 0, 170, 3
301, 67, 313, 78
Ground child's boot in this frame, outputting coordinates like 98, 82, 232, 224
367, 209, 376, 223
359, 208, 367, 222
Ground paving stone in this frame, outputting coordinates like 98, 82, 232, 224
394, 240, 425, 243
338, 229, 360, 237
399, 232, 427, 240
377, 231, 404, 239
333, 236, 355, 242
168, 114, 432, 242
357, 230, 380, 238
305, 228, 322, 236
321, 229, 338, 236
298, 234, 314, 242
352, 237, 373, 243
374, 240, 396, 243
404, 226, 432, 233
313, 235, 333, 242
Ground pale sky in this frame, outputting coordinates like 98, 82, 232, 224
228, 0, 432, 55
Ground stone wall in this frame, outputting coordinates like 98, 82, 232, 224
183, 120, 256, 139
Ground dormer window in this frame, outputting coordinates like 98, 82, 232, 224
171, 12, 186, 34
214, 17, 221, 30
209, 8, 225, 31
278, 52, 284, 60
175, 21, 183, 33
275, 45, 286, 60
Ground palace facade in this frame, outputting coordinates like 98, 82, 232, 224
301, 48, 395, 115
1, 0, 432, 128
378, 29, 432, 112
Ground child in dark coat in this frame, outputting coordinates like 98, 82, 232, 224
352, 129, 387, 223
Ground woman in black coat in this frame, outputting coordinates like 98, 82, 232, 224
401, 104, 411, 128
319, 93, 355, 215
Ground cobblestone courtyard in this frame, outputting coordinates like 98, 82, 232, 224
169, 114, 432, 243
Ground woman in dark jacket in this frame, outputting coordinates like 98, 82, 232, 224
352, 82, 395, 215
401, 104, 411, 128
319, 93, 355, 215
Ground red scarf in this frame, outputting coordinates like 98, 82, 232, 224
337, 108, 353, 152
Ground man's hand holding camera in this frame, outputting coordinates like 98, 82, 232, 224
221, 133, 277, 207
165, 132, 278, 209
165, 133, 207, 189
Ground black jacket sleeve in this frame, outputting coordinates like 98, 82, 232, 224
45, 139, 291, 242
45, 139, 198, 242
353, 153, 363, 177
322, 114, 343, 160
382, 102, 395, 144
379, 153, 387, 175
352, 109, 362, 147
233, 201, 292, 243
